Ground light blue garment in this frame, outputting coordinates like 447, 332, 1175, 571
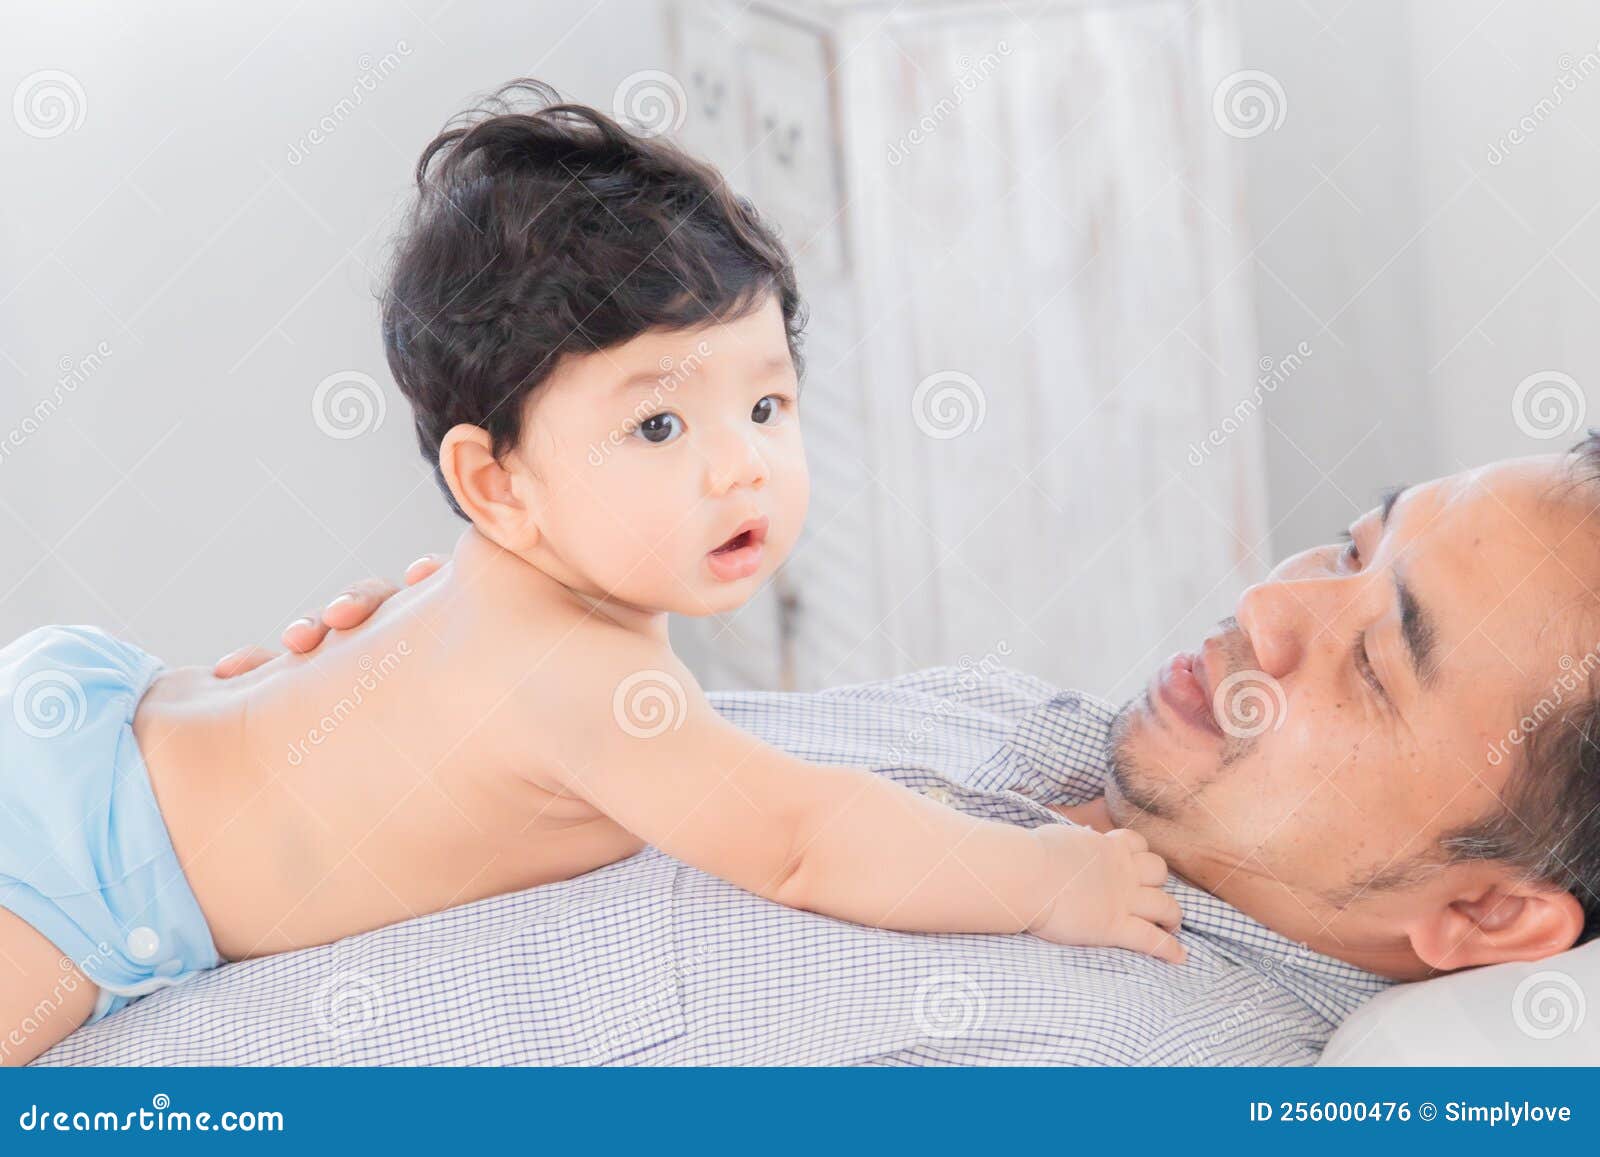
0, 625, 219, 1023
37, 663, 1394, 1065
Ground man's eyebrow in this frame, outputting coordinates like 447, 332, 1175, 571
1376, 482, 1440, 690
1378, 482, 1410, 529
1395, 572, 1438, 690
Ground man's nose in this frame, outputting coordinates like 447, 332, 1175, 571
1233, 573, 1342, 681
704, 425, 768, 495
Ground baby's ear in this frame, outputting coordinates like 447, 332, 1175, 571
438, 424, 541, 552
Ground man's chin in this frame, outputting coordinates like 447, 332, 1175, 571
1109, 683, 1244, 797
1107, 698, 1198, 823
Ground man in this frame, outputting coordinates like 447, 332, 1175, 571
35, 447, 1600, 1065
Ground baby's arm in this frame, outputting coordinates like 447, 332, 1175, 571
537, 645, 1185, 962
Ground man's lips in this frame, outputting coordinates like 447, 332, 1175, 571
707, 516, 768, 581
1154, 650, 1224, 738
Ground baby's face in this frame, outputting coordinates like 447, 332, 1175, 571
512, 295, 808, 616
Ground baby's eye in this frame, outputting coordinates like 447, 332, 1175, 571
633, 412, 684, 445
751, 394, 787, 425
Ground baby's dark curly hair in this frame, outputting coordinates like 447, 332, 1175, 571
381, 78, 806, 518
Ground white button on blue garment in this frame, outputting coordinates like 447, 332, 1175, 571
923, 786, 954, 807
126, 926, 161, 961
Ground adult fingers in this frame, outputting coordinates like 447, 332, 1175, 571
280, 615, 330, 654
320, 577, 404, 631
403, 553, 446, 586
212, 645, 279, 679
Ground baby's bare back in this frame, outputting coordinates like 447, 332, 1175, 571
134, 551, 646, 962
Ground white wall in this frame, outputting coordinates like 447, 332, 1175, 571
1238, 0, 1600, 558
1233, 0, 1437, 557
0, 0, 668, 663
1410, 0, 1600, 473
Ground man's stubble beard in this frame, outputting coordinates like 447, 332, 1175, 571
1105, 693, 1254, 828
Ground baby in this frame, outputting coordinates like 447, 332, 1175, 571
0, 80, 1182, 1065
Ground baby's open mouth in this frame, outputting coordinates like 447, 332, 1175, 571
713, 525, 764, 554
707, 517, 769, 581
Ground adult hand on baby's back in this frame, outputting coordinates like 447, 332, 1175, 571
211, 553, 447, 678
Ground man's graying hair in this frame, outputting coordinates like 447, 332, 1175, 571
1424, 428, 1600, 943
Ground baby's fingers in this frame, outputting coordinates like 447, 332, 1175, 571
1132, 885, 1182, 932
1117, 916, 1188, 965
1133, 850, 1169, 887
1104, 827, 1149, 853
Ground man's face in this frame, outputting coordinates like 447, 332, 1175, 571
1107, 453, 1598, 968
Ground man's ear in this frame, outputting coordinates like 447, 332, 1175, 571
1409, 871, 1585, 972
438, 424, 541, 552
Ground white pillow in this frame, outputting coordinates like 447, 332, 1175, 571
1319, 939, 1600, 1065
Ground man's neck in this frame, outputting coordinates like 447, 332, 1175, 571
1050, 798, 1113, 832
1050, 795, 1429, 980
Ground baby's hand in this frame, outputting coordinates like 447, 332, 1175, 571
1025, 825, 1187, 964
